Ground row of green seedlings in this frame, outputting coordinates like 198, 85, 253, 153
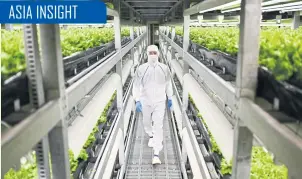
188, 95, 288, 179
4, 91, 117, 179
69, 91, 117, 177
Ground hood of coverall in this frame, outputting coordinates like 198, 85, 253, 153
147, 45, 159, 66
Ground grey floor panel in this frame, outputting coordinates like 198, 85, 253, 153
125, 112, 182, 179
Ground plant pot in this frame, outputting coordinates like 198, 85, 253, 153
1, 72, 29, 119
195, 117, 212, 151
98, 123, 105, 132
63, 45, 106, 78
257, 67, 302, 122
87, 156, 97, 163
83, 162, 98, 178
212, 152, 222, 169
85, 139, 97, 154
106, 98, 116, 117
204, 152, 221, 170
216, 51, 236, 76
217, 152, 224, 161
188, 102, 198, 116
288, 73, 302, 89
73, 160, 88, 179
95, 132, 106, 145
96, 137, 105, 145
222, 174, 232, 179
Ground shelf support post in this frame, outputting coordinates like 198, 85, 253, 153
23, 24, 51, 179
292, 11, 301, 29
181, 2, 191, 171
40, 24, 70, 179
171, 26, 176, 41
232, 0, 261, 178
171, 26, 176, 60
182, 0, 190, 113
130, 13, 136, 74
114, 0, 125, 167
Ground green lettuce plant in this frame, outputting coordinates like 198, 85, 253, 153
175, 26, 302, 82
4, 91, 117, 178
188, 95, 288, 178
1, 28, 130, 80
78, 149, 88, 161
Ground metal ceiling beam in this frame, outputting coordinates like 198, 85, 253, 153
162, 18, 184, 25
133, 4, 173, 8
137, 9, 168, 13
142, 14, 165, 16
164, 0, 183, 16
121, 1, 143, 20
120, 19, 142, 26
135, 7, 171, 9
161, 0, 183, 23
130, 2, 175, 7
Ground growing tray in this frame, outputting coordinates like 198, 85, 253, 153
186, 101, 222, 178
72, 103, 118, 179
2, 37, 131, 120
189, 41, 302, 122
1, 72, 29, 119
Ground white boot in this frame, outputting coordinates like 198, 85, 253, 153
148, 137, 154, 147
152, 155, 161, 165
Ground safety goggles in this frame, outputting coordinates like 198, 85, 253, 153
148, 51, 157, 55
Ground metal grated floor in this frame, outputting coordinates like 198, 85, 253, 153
125, 111, 182, 179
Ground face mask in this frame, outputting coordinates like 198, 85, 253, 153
148, 55, 158, 64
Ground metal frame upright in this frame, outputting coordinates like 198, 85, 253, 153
232, 1, 261, 178
23, 24, 51, 179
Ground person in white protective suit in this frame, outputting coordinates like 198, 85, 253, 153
133, 44, 173, 165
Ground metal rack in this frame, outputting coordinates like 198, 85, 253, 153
1, 6, 147, 178
160, 0, 302, 179
2, 0, 302, 179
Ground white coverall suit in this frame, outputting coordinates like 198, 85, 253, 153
133, 45, 173, 157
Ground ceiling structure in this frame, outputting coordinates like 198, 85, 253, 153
125, 0, 180, 21
103, 0, 201, 23
104, 0, 301, 24
120, 0, 188, 23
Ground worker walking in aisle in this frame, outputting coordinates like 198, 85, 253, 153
133, 44, 173, 165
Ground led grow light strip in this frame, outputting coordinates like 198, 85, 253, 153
280, 8, 302, 12
262, 0, 294, 6
199, 0, 241, 13
262, 5, 302, 12
221, 1, 302, 13
221, 7, 241, 13
262, 1, 302, 10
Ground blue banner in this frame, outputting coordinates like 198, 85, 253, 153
0, 1, 107, 24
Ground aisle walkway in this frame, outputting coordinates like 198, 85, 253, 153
125, 112, 182, 179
